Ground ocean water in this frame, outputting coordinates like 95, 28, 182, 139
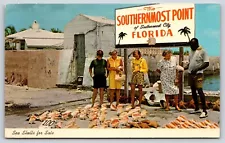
184, 74, 220, 91
202, 74, 220, 91
149, 73, 220, 91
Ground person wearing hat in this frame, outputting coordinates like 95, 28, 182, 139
89, 50, 108, 107
107, 50, 123, 108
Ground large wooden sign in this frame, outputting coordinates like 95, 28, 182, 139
115, 3, 195, 48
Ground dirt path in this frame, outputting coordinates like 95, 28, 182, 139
4, 85, 92, 108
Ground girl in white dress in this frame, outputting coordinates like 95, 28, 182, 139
156, 50, 184, 111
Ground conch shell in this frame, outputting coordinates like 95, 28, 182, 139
141, 120, 151, 124
79, 112, 87, 120
117, 107, 123, 116
138, 122, 150, 128
55, 121, 63, 128
188, 99, 196, 109
71, 110, 80, 118
132, 112, 141, 121
125, 105, 132, 112
99, 113, 106, 123
111, 119, 120, 128
140, 110, 148, 118
84, 104, 92, 110
129, 122, 141, 128
65, 122, 79, 129
88, 119, 98, 128
127, 109, 139, 117
110, 104, 117, 111
165, 123, 176, 129
149, 120, 159, 128
39, 111, 49, 121
120, 116, 129, 126
178, 101, 186, 109
119, 112, 128, 119
29, 115, 38, 124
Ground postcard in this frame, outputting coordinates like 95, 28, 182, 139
4, 3, 220, 138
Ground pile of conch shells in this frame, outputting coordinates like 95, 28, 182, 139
164, 115, 219, 129
178, 99, 220, 111
27, 103, 159, 129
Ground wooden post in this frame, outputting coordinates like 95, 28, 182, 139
179, 47, 184, 101
124, 48, 128, 103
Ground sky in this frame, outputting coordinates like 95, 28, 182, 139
4, 4, 220, 56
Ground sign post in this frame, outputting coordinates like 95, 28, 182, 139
124, 48, 128, 103
179, 47, 184, 101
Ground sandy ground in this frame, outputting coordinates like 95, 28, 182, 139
4, 85, 220, 129
4, 85, 93, 107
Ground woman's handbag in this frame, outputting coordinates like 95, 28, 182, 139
115, 73, 126, 81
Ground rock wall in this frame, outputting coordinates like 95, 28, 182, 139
5, 50, 60, 89
5, 51, 29, 86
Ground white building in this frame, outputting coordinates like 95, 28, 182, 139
6, 20, 64, 50
58, 14, 115, 85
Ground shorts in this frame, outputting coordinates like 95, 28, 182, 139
131, 72, 144, 86
93, 75, 106, 88
188, 73, 204, 89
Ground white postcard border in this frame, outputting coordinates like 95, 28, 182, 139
5, 128, 220, 138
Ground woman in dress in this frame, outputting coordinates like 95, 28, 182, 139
107, 50, 123, 108
156, 50, 183, 111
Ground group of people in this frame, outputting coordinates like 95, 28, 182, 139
89, 49, 148, 110
89, 38, 209, 118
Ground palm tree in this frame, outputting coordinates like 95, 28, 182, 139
178, 26, 191, 42
50, 28, 62, 33
5, 25, 17, 50
118, 32, 127, 45
19, 28, 27, 32
5, 25, 17, 37
5, 29, 9, 37
184, 50, 190, 55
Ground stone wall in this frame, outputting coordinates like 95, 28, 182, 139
5, 50, 60, 89
5, 51, 29, 85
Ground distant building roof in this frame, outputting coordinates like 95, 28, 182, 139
6, 20, 64, 40
6, 28, 64, 39
6, 20, 64, 48
81, 14, 115, 25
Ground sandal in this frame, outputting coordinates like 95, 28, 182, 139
137, 104, 141, 108
175, 106, 182, 112
165, 107, 170, 111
